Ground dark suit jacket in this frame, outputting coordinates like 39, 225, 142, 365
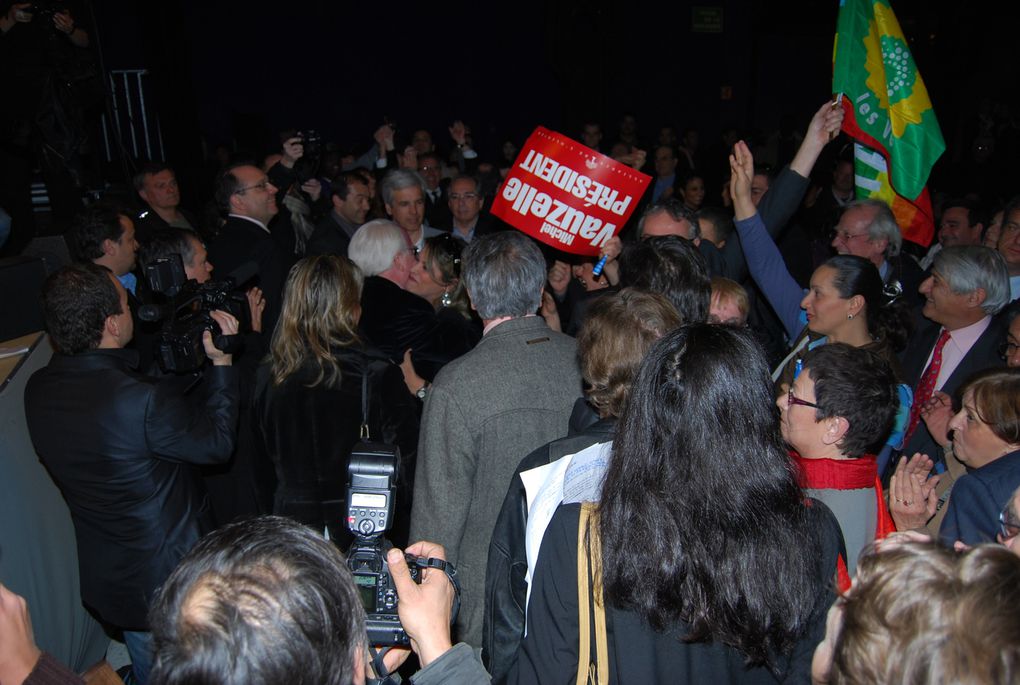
358, 276, 453, 382
425, 186, 452, 230
207, 215, 291, 338
24, 349, 239, 628
134, 206, 203, 244
899, 315, 1006, 465
306, 211, 358, 257
940, 450, 1020, 545
888, 254, 926, 308
446, 212, 502, 241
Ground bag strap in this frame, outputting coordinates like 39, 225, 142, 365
576, 502, 609, 685
360, 356, 376, 440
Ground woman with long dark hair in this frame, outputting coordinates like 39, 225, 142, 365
510, 324, 843, 683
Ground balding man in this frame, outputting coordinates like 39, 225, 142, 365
207, 164, 290, 336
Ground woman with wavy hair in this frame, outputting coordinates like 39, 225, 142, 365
510, 324, 843, 683
253, 255, 418, 546
812, 539, 1020, 684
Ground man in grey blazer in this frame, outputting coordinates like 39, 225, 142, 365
409, 231, 583, 648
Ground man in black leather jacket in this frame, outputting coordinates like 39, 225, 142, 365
24, 262, 240, 684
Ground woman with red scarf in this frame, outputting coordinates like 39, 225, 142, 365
777, 343, 899, 577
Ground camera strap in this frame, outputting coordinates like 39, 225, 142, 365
417, 557, 462, 624
367, 645, 399, 685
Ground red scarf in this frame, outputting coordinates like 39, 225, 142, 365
792, 452, 896, 591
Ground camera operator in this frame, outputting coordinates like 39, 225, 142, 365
139, 227, 269, 526
148, 516, 489, 685
138, 227, 266, 334
24, 262, 241, 684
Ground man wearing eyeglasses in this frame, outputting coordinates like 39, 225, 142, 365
447, 176, 498, 243
830, 198, 925, 306
207, 164, 290, 337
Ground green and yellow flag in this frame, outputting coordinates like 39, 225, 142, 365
833, 0, 945, 246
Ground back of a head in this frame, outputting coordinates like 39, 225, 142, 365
461, 231, 546, 319
599, 324, 817, 667
577, 288, 681, 418
933, 245, 1011, 316
831, 540, 1020, 685
801, 343, 897, 458
41, 262, 120, 355
271, 255, 363, 387
348, 219, 405, 277
68, 203, 126, 262
619, 235, 711, 323
148, 516, 364, 685
139, 228, 197, 270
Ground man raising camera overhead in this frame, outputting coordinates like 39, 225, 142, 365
24, 261, 241, 684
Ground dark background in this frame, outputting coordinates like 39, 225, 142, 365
82, 0, 1019, 192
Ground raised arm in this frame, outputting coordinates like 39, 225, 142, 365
730, 141, 806, 339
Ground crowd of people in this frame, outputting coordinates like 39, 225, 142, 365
3, 94, 1020, 685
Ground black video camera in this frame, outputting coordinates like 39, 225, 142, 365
344, 444, 458, 646
141, 255, 252, 373
293, 129, 322, 183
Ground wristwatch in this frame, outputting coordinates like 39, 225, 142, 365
415, 383, 429, 400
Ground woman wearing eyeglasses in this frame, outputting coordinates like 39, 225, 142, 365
927, 368, 1020, 546
777, 343, 900, 573
730, 140, 912, 472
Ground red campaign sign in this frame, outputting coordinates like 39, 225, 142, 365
490, 126, 651, 256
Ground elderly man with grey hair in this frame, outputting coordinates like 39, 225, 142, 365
380, 169, 444, 253
831, 198, 925, 305
899, 245, 1011, 470
410, 231, 583, 648
348, 219, 452, 381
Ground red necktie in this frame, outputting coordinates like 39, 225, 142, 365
903, 328, 951, 446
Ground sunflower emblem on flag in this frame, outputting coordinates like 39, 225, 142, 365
862, 1, 933, 137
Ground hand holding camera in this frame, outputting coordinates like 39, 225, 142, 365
345, 448, 459, 653
387, 542, 456, 668
202, 310, 239, 366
